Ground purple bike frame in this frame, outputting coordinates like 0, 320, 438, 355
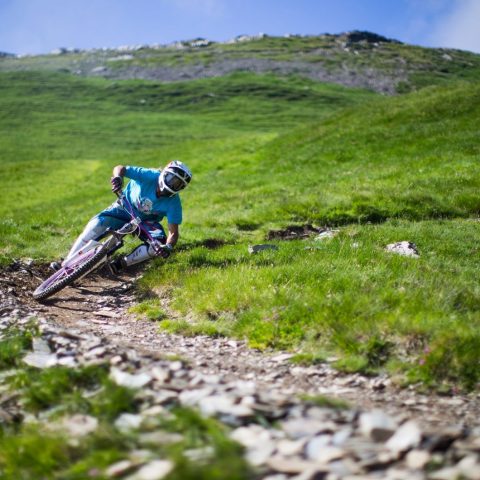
115, 191, 160, 251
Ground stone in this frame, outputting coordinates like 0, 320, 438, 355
457, 455, 480, 480
429, 466, 462, 480
198, 394, 235, 416
114, 413, 143, 432
359, 410, 398, 442
125, 460, 174, 480
385, 241, 419, 258
314, 229, 339, 241
231, 425, 273, 448
405, 449, 431, 470
168, 361, 183, 371
332, 427, 353, 446
151, 367, 170, 383
326, 458, 362, 478
83, 346, 107, 358
266, 456, 327, 475
385, 467, 424, 480
271, 353, 295, 362
110, 355, 124, 365
282, 418, 336, 439
106, 460, 135, 478
110, 368, 152, 389
32, 338, 51, 354
149, 390, 178, 405
386, 421, 422, 453
276, 438, 307, 456
245, 441, 276, 466
23, 352, 57, 368
140, 405, 167, 417
306, 441, 345, 464
305, 435, 332, 458
248, 244, 279, 254
179, 387, 214, 407
56, 356, 77, 367
61, 414, 98, 437
93, 309, 120, 318
91, 66, 107, 73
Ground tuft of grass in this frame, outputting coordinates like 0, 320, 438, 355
299, 394, 350, 410
8, 363, 137, 419
0, 322, 39, 370
129, 298, 167, 321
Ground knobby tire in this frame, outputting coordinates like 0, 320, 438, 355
33, 245, 109, 301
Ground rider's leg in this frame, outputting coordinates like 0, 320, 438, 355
122, 221, 167, 268
63, 204, 130, 265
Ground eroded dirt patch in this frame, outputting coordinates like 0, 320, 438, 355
267, 224, 325, 240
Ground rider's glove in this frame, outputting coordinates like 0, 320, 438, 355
111, 175, 124, 193
157, 243, 173, 259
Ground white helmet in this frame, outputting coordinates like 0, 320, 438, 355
158, 160, 192, 196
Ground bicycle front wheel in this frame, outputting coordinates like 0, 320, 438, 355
33, 243, 110, 301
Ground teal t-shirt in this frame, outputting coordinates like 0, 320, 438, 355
124, 166, 182, 224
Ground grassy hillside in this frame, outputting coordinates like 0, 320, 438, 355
1, 64, 479, 389
137, 81, 480, 390
0, 71, 374, 260
2, 33, 480, 94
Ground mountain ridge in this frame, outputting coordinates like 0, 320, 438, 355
2, 30, 480, 94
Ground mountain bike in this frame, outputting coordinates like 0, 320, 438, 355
33, 192, 161, 301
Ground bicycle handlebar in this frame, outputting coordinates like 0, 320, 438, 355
113, 189, 158, 247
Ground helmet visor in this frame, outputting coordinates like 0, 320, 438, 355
164, 171, 186, 192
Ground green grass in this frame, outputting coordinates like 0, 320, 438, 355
129, 298, 167, 321
0, 70, 373, 261
140, 219, 480, 389
0, 322, 38, 369
1, 65, 479, 390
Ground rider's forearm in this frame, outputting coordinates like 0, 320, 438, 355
166, 231, 179, 247
113, 165, 126, 177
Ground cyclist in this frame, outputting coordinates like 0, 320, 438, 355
51, 161, 192, 274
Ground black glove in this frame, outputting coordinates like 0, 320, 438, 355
157, 243, 173, 259
111, 175, 123, 193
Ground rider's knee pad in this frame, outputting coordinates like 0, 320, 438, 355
65, 218, 109, 262
124, 243, 158, 267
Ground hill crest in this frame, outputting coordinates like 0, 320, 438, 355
1, 30, 480, 94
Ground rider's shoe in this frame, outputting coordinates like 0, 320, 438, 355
109, 256, 127, 275
49, 261, 62, 271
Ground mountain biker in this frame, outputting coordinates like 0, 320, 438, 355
51, 161, 192, 274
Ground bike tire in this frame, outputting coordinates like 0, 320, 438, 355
33, 245, 109, 301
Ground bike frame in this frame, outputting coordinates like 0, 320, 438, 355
42, 192, 159, 287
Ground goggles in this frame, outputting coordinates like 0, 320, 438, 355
164, 171, 187, 192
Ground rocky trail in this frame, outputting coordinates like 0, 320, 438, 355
1, 260, 480, 479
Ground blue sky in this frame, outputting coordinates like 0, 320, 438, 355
1, 0, 479, 55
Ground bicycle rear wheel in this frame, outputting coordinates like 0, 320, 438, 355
33, 243, 110, 301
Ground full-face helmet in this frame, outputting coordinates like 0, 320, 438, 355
158, 160, 192, 196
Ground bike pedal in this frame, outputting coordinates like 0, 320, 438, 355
108, 257, 126, 275
49, 261, 62, 272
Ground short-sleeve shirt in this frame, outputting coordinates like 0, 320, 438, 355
124, 166, 182, 224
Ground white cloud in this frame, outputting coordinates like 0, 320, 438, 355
429, 0, 480, 53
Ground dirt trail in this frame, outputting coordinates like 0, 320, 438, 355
2, 261, 479, 433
